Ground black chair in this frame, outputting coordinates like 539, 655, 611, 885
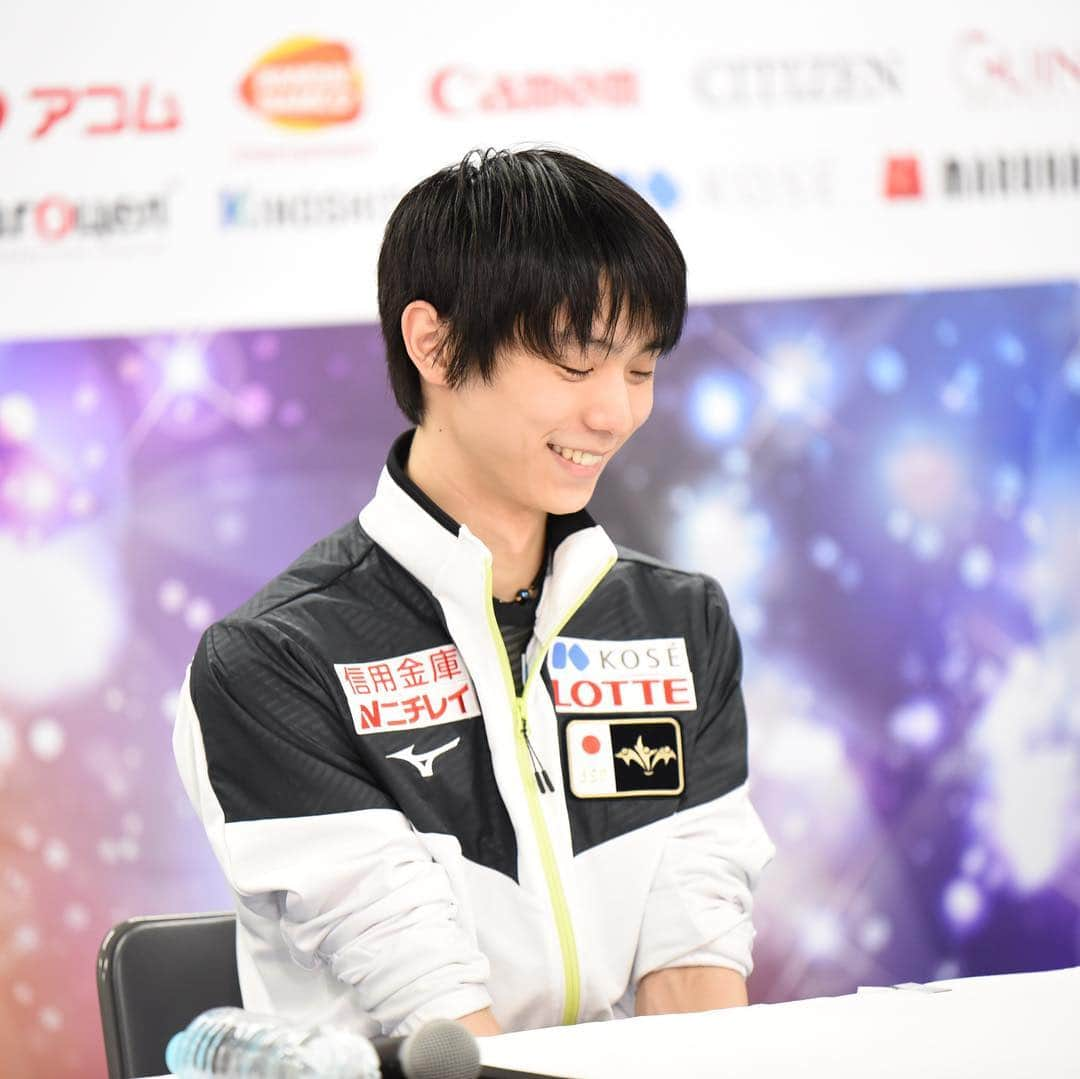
97, 911, 243, 1079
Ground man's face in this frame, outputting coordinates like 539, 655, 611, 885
436, 324, 659, 519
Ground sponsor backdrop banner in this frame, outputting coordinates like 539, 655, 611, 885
1, 1, 1078, 1075
2, 0, 1079, 337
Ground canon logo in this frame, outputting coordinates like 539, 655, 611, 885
430, 67, 638, 114
695, 54, 902, 106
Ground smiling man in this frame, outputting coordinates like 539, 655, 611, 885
174, 148, 774, 1039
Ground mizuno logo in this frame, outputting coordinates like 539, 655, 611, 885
386, 737, 461, 778
615, 736, 677, 776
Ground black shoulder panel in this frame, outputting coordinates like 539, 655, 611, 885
553, 555, 749, 856
189, 519, 519, 881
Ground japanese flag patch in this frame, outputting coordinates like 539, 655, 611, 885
566, 717, 684, 798
334, 644, 480, 736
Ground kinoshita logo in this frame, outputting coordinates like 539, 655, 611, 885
239, 37, 363, 129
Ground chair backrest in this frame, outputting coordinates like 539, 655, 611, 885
97, 911, 243, 1079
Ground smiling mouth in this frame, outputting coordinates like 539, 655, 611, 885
547, 442, 605, 466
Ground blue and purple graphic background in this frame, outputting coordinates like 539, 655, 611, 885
1, 281, 1078, 1076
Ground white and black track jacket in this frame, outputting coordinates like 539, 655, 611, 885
173, 432, 775, 1038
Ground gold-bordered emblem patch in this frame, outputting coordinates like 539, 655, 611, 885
566, 717, 684, 798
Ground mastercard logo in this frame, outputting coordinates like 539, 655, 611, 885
239, 37, 363, 129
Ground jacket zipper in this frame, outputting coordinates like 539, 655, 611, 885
483, 554, 616, 1027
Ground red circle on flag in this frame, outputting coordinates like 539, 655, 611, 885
582, 735, 601, 754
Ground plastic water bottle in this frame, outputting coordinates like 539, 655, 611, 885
165, 1007, 381, 1078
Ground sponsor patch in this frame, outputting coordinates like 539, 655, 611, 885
566, 718, 684, 798
547, 636, 697, 714
334, 644, 479, 736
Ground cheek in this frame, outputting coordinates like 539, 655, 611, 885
631, 384, 655, 430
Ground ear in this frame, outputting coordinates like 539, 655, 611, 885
401, 300, 450, 389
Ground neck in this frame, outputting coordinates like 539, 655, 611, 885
407, 425, 546, 603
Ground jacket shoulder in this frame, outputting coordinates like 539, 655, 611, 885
193, 517, 381, 696
613, 544, 728, 606
226, 517, 378, 623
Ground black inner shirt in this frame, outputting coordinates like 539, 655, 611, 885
493, 576, 543, 696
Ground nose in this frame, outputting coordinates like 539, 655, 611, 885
581, 364, 638, 441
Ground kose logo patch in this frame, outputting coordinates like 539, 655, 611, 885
547, 637, 697, 713
240, 37, 362, 129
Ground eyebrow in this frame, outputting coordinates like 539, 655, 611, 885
583, 336, 664, 357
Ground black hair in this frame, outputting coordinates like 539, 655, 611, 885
377, 147, 687, 424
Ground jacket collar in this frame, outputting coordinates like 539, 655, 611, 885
359, 430, 617, 644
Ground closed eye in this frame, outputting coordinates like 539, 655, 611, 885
556, 364, 593, 380
555, 364, 656, 381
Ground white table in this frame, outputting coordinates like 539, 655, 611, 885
145, 966, 1078, 1078
480, 966, 1079, 1078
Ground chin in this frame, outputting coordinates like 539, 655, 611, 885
544, 488, 596, 517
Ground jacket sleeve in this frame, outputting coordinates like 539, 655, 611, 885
172, 616, 493, 1035
632, 578, 775, 985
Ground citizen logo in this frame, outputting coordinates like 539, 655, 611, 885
695, 54, 902, 106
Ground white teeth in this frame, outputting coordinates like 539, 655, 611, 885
550, 444, 601, 466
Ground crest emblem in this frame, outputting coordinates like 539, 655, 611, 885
615, 736, 678, 776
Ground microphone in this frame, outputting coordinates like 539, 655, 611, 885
372, 1019, 481, 1079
